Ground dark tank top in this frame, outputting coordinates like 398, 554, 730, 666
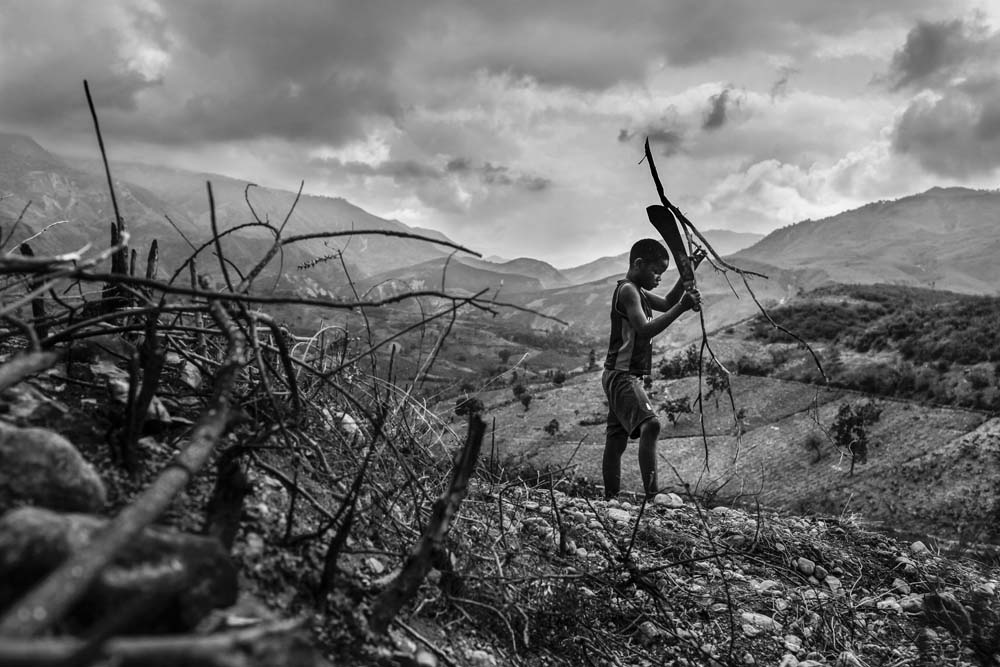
604, 279, 652, 375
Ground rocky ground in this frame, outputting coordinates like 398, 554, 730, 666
1, 342, 999, 667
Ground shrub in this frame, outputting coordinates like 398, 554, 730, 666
966, 367, 991, 390
544, 419, 560, 436
513, 383, 527, 398
520, 393, 533, 411
659, 344, 700, 379
454, 396, 484, 417
498, 349, 512, 364
802, 432, 825, 464
552, 369, 567, 386
660, 396, 692, 425
736, 355, 769, 376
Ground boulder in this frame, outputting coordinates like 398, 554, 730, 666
0, 420, 105, 513
0, 507, 237, 631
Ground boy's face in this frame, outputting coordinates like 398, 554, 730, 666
634, 257, 669, 290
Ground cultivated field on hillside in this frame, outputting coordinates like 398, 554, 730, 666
464, 369, 996, 549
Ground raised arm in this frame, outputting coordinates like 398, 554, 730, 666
619, 281, 698, 339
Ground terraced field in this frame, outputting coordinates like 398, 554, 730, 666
465, 369, 996, 547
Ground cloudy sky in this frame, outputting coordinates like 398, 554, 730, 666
1, 1, 999, 266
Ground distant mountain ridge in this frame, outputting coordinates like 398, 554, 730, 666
734, 186, 1000, 294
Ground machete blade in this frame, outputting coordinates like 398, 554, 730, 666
646, 203, 697, 292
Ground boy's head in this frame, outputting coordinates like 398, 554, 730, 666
628, 238, 670, 290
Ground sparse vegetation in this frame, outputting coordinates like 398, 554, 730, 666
831, 400, 883, 475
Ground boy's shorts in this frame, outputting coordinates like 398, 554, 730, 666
602, 369, 656, 439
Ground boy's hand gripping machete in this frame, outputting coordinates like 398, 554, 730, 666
643, 138, 700, 311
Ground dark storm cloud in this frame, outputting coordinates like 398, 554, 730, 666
0, 3, 163, 124
0, 0, 959, 148
889, 17, 1000, 177
886, 19, 974, 90
702, 88, 732, 131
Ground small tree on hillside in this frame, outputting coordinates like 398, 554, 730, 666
544, 419, 560, 437
498, 349, 512, 365
552, 369, 567, 386
513, 383, 526, 399
520, 393, 533, 411
588, 349, 597, 370
832, 401, 883, 475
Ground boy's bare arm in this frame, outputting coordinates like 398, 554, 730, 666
620, 282, 698, 339
645, 277, 686, 312
645, 248, 707, 312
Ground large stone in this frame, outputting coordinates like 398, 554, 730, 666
0, 420, 105, 513
0, 507, 237, 631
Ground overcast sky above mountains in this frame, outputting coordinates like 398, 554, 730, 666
1, 2, 998, 266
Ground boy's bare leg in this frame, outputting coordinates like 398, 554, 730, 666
638, 419, 661, 498
602, 433, 628, 499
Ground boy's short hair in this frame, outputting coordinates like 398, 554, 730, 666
629, 238, 670, 266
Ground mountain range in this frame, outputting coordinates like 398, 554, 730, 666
1, 131, 998, 344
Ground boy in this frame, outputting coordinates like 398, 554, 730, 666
602, 238, 702, 499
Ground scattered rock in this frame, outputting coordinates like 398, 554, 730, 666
606, 508, 631, 524
910, 540, 929, 554
900, 594, 924, 613
813, 565, 828, 580
365, 557, 386, 575
414, 649, 438, 667
777, 653, 798, 667
753, 579, 781, 595
877, 598, 902, 614
0, 419, 106, 512
653, 492, 684, 508
741, 611, 782, 635
892, 578, 911, 595
464, 648, 497, 667
638, 620, 661, 644
796, 557, 816, 577
0, 506, 237, 631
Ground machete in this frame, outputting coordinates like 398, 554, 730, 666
642, 138, 703, 311
646, 204, 699, 311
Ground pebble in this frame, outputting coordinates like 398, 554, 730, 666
784, 634, 802, 652
653, 492, 684, 508
900, 594, 924, 613
742, 652, 756, 665
464, 649, 497, 667
414, 649, 437, 667
825, 576, 842, 593
910, 540, 928, 554
754, 579, 781, 594
606, 508, 631, 524
365, 557, 386, 575
740, 611, 782, 634
796, 557, 816, 577
777, 654, 798, 667
638, 620, 661, 643
892, 578, 910, 595
877, 598, 902, 613
813, 565, 828, 580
